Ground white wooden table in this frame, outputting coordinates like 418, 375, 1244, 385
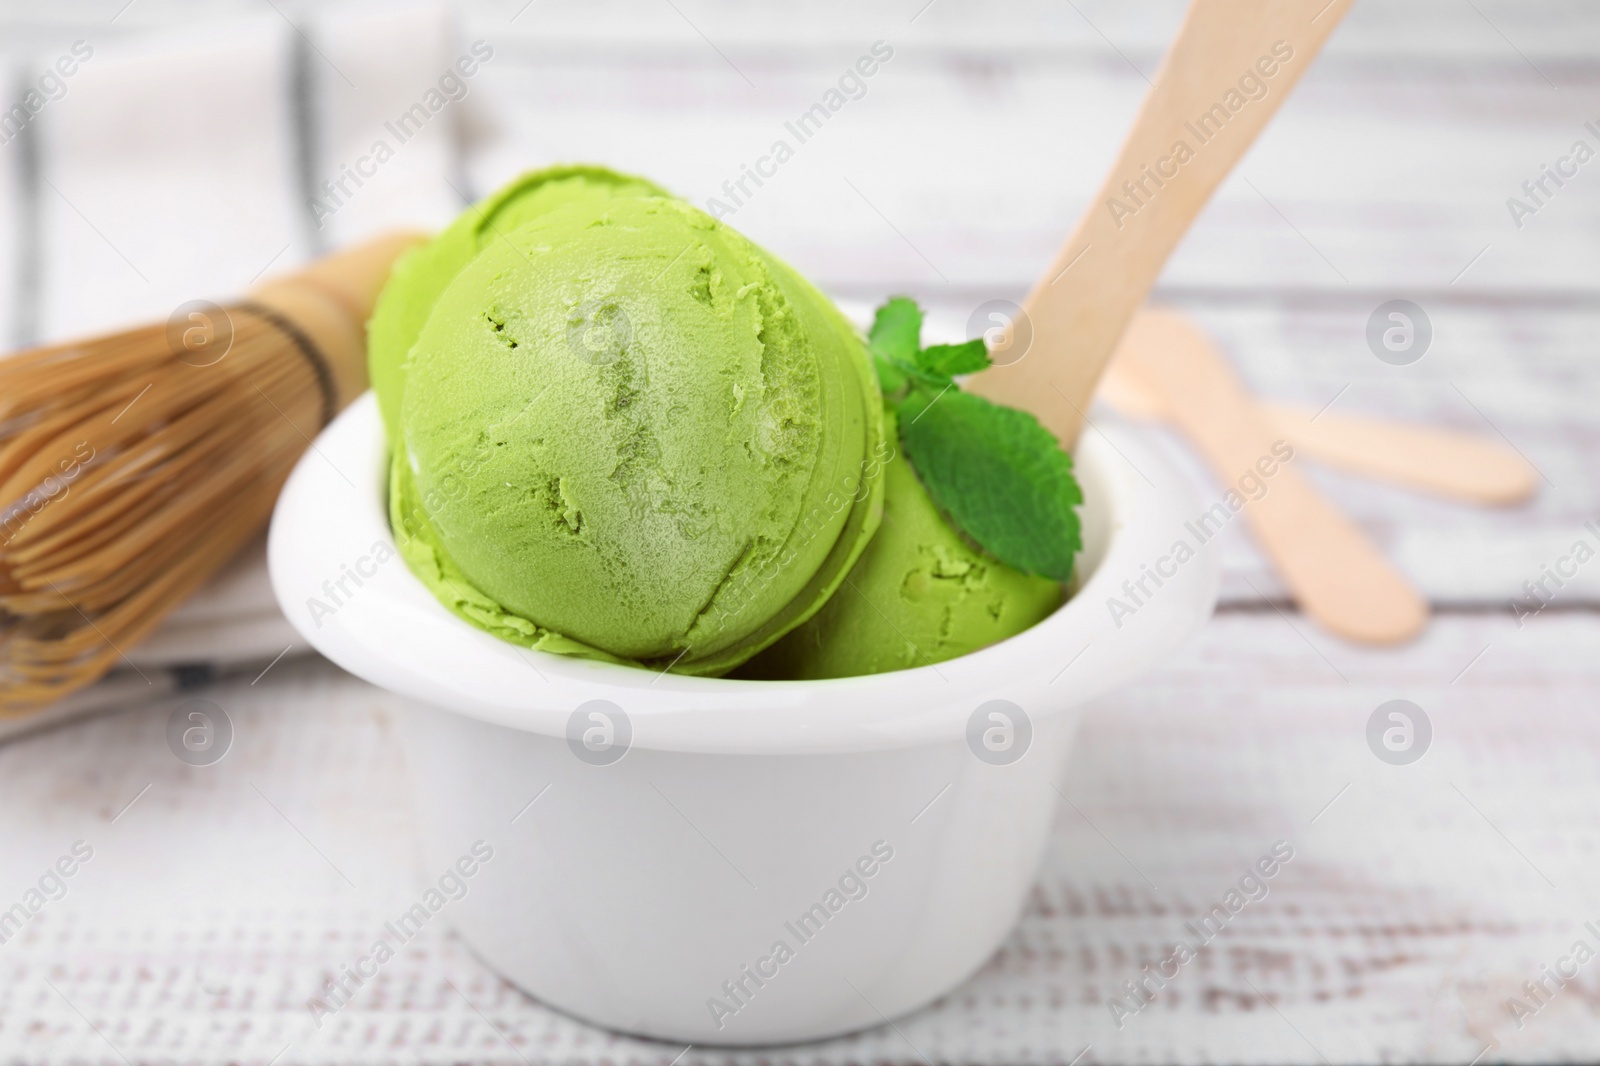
1, 2, 1597, 1063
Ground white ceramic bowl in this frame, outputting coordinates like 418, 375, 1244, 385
268, 391, 1217, 1045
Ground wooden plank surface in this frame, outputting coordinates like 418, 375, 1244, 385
462, 1, 1600, 294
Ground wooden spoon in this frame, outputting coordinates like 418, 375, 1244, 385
1117, 308, 1428, 643
969, 0, 1355, 444
965, 0, 1430, 643
1102, 309, 1538, 505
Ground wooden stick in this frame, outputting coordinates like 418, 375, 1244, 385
1254, 401, 1537, 505
1101, 309, 1539, 505
1117, 308, 1429, 644
968, 0, 1354, 445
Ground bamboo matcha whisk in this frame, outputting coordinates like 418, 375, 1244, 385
0, 232, 422, 716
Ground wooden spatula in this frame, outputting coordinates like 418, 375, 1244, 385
969, 0, 1354, 444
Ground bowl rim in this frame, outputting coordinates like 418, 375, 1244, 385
268, 392, 1218, 754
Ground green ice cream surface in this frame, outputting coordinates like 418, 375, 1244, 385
370, 165, 669, 440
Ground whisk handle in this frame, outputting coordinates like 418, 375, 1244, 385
247, 230, 428, 410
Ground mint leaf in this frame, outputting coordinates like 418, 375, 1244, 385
868, 296, 922, 365
869, 296, 933, 398
917, 339, 989, 378
863, 295, 1083, 581
898, 386, 1082, 582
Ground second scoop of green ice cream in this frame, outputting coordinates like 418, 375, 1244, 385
740, 408, 1062, 680
379, 170, 885, 674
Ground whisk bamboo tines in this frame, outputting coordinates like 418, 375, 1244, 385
0, 232, 424, 716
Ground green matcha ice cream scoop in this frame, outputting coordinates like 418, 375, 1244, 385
740, 407, 1062, 680
375, 168, 885, 675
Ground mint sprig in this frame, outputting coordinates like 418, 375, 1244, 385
868, 296, 922, 368
869, 296, 1082, 583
